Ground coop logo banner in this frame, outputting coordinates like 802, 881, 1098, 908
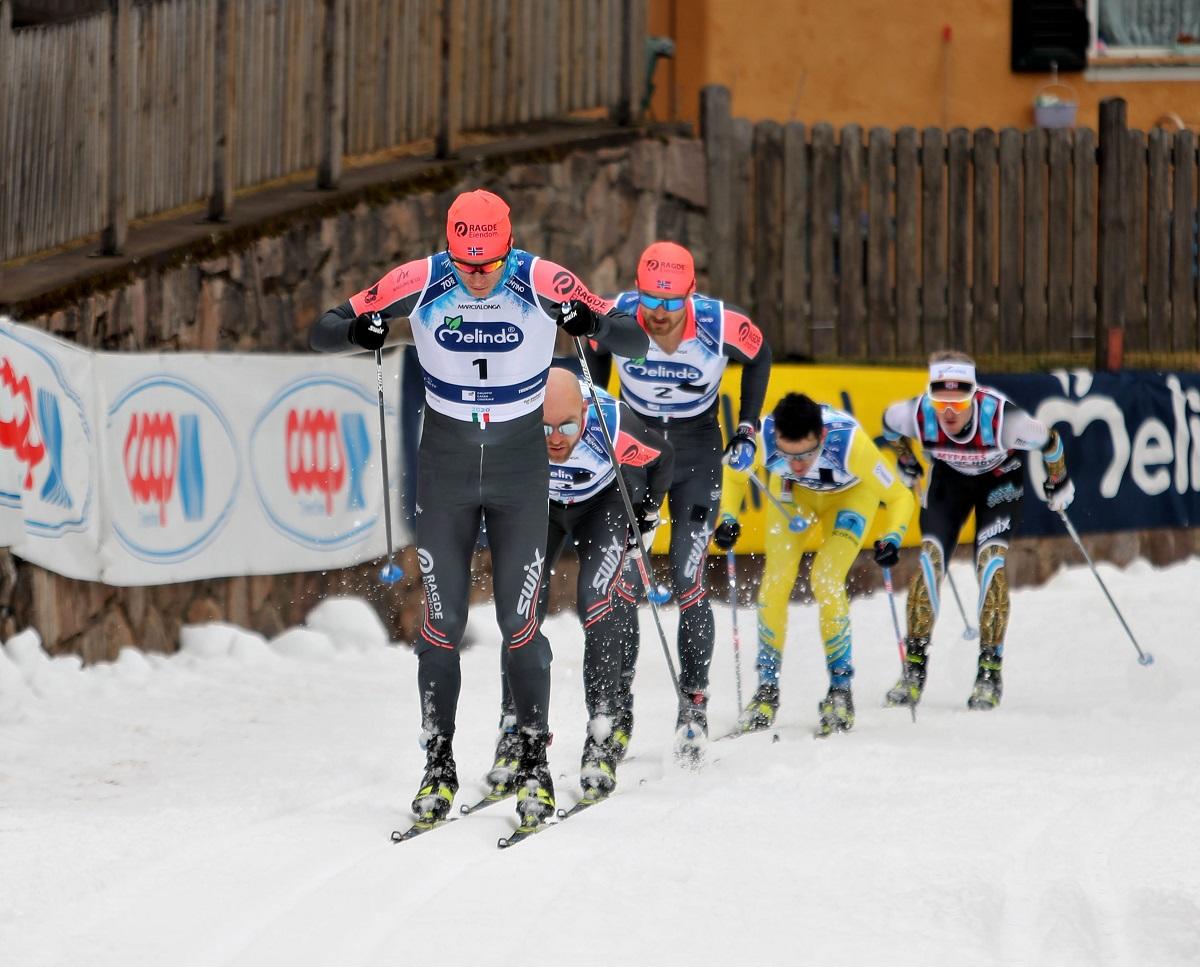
0, 325, 94, 539
250, 375, 383, 550
105, 375, 239, 562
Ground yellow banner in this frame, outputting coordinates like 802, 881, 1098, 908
608, 363, 975, 554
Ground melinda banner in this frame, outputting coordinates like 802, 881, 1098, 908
0, 320, 403, 585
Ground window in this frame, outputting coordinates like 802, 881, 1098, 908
1089, 0, 1200, 58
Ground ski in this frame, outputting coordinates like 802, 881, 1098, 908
390, 816, 457, 843
497, 818, 554, 849
555, 788, 611, 821
459, 785, 514, 816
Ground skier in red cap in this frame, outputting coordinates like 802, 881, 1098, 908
587, 240, 772, 759
310, 188, 648, 835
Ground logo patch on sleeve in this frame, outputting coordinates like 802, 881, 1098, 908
832, 509, 867, 542
873, 461, 895, 489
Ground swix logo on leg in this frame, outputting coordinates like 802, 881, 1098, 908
590, 535, 625, 593
517, 549, 546, 617
286, 409, 345, 515
0, 356, 46, 490
683, 531, 707, 581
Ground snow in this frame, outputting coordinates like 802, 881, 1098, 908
2, 562, 1200, 966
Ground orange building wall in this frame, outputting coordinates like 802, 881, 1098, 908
647, 0, 1200, 132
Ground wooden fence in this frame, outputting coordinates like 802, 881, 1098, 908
703, 87, 1200, 366
0, 0, 646, 263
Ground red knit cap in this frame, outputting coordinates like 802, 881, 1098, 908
446, 189, 512, 261
636, 241, 695, 296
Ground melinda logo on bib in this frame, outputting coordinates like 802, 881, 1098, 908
623, 360, 704, 383
435, 315, 524, 351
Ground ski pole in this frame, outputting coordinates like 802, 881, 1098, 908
882, 566, 916, 723
747, 472, 810, 532
572, 336, 684, 700
945, 568, 979, 640
1057, 509, 1153, 666
726, 549, 744, 709
373, 340, 403, 585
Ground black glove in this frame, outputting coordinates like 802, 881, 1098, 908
636, 500, 661, 535
873, 538, 900, 569
713, 514, 741, 551
896, 450, 924, 490
556, 300, 599, 337
348, 311, 389, 351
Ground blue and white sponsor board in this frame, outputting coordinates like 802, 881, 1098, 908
0, 319, 403, 585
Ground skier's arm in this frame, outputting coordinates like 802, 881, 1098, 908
722, 305, 772, 427
309, 259, 425, 353
717, 450, 762, 522
881, 398, 920, 444
615, 405, 674, 508
850, 432, 915, 548
999, 404, 1069, 476
532, 260, 649, 359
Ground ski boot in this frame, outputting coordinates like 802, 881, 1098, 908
885, 636, 929, 708
579, 715, 618, 795
609, 705, 634, 763
486, 713, 522, 790
515, 728, 555, 825
738, 681, 780, 732
674, 691, 709, 762
967, 649, 1003, 710
817, 686, 855, 737
411, 733, 458, 820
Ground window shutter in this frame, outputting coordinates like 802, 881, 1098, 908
1012, 0, 1089, 72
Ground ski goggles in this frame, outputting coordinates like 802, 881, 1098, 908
543, 420, 581, 437
638, 292, 687, 312
767, 440, 822, 473
928, 386, 975, 413
450, 253, 509, 275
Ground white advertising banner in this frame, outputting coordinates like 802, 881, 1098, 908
0, 319, 404, 586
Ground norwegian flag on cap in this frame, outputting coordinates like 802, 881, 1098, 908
467, 246, 485, 256
656, 280, 671, 290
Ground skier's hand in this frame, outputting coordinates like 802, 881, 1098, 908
873, 538, 900, 569
348, 311, 389, 351
722, 423, 757, 472
713, 513, 741, 551
896, 450, 924, 490
1043, 472, 1075, 513
556, 300, 599, 337
635, 500, 661, 535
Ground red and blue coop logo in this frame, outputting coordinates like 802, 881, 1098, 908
251, 376, 381, 550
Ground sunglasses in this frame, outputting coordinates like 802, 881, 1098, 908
450, 254, 508, 275
543, 420, 581, 437
639, 292, 687, 312
774, 441, 822, 463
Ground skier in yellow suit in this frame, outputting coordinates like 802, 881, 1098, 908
716, 392, 915, 736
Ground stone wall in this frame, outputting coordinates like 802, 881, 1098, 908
4, 129, 1195, 660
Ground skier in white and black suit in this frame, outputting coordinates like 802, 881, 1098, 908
490, 368, 673, 797
880, 350, 1075, 711
309, 190, 648, 828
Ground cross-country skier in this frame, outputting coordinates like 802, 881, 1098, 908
717, 392, 915, 736
879, 350, 1074, 709
489, 368, 673, 799
586, 241, 771, 756
309, 189, 648, 829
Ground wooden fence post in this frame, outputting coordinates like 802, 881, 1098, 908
436, 0, 462, 158
0, 0, 10, 260
318, 0, 344, 187
701, 85, 734, 299
102, 0, 132, 254
614, 0, 641, 124
1096, 97, 1128, 369
209, 0, 235, 219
